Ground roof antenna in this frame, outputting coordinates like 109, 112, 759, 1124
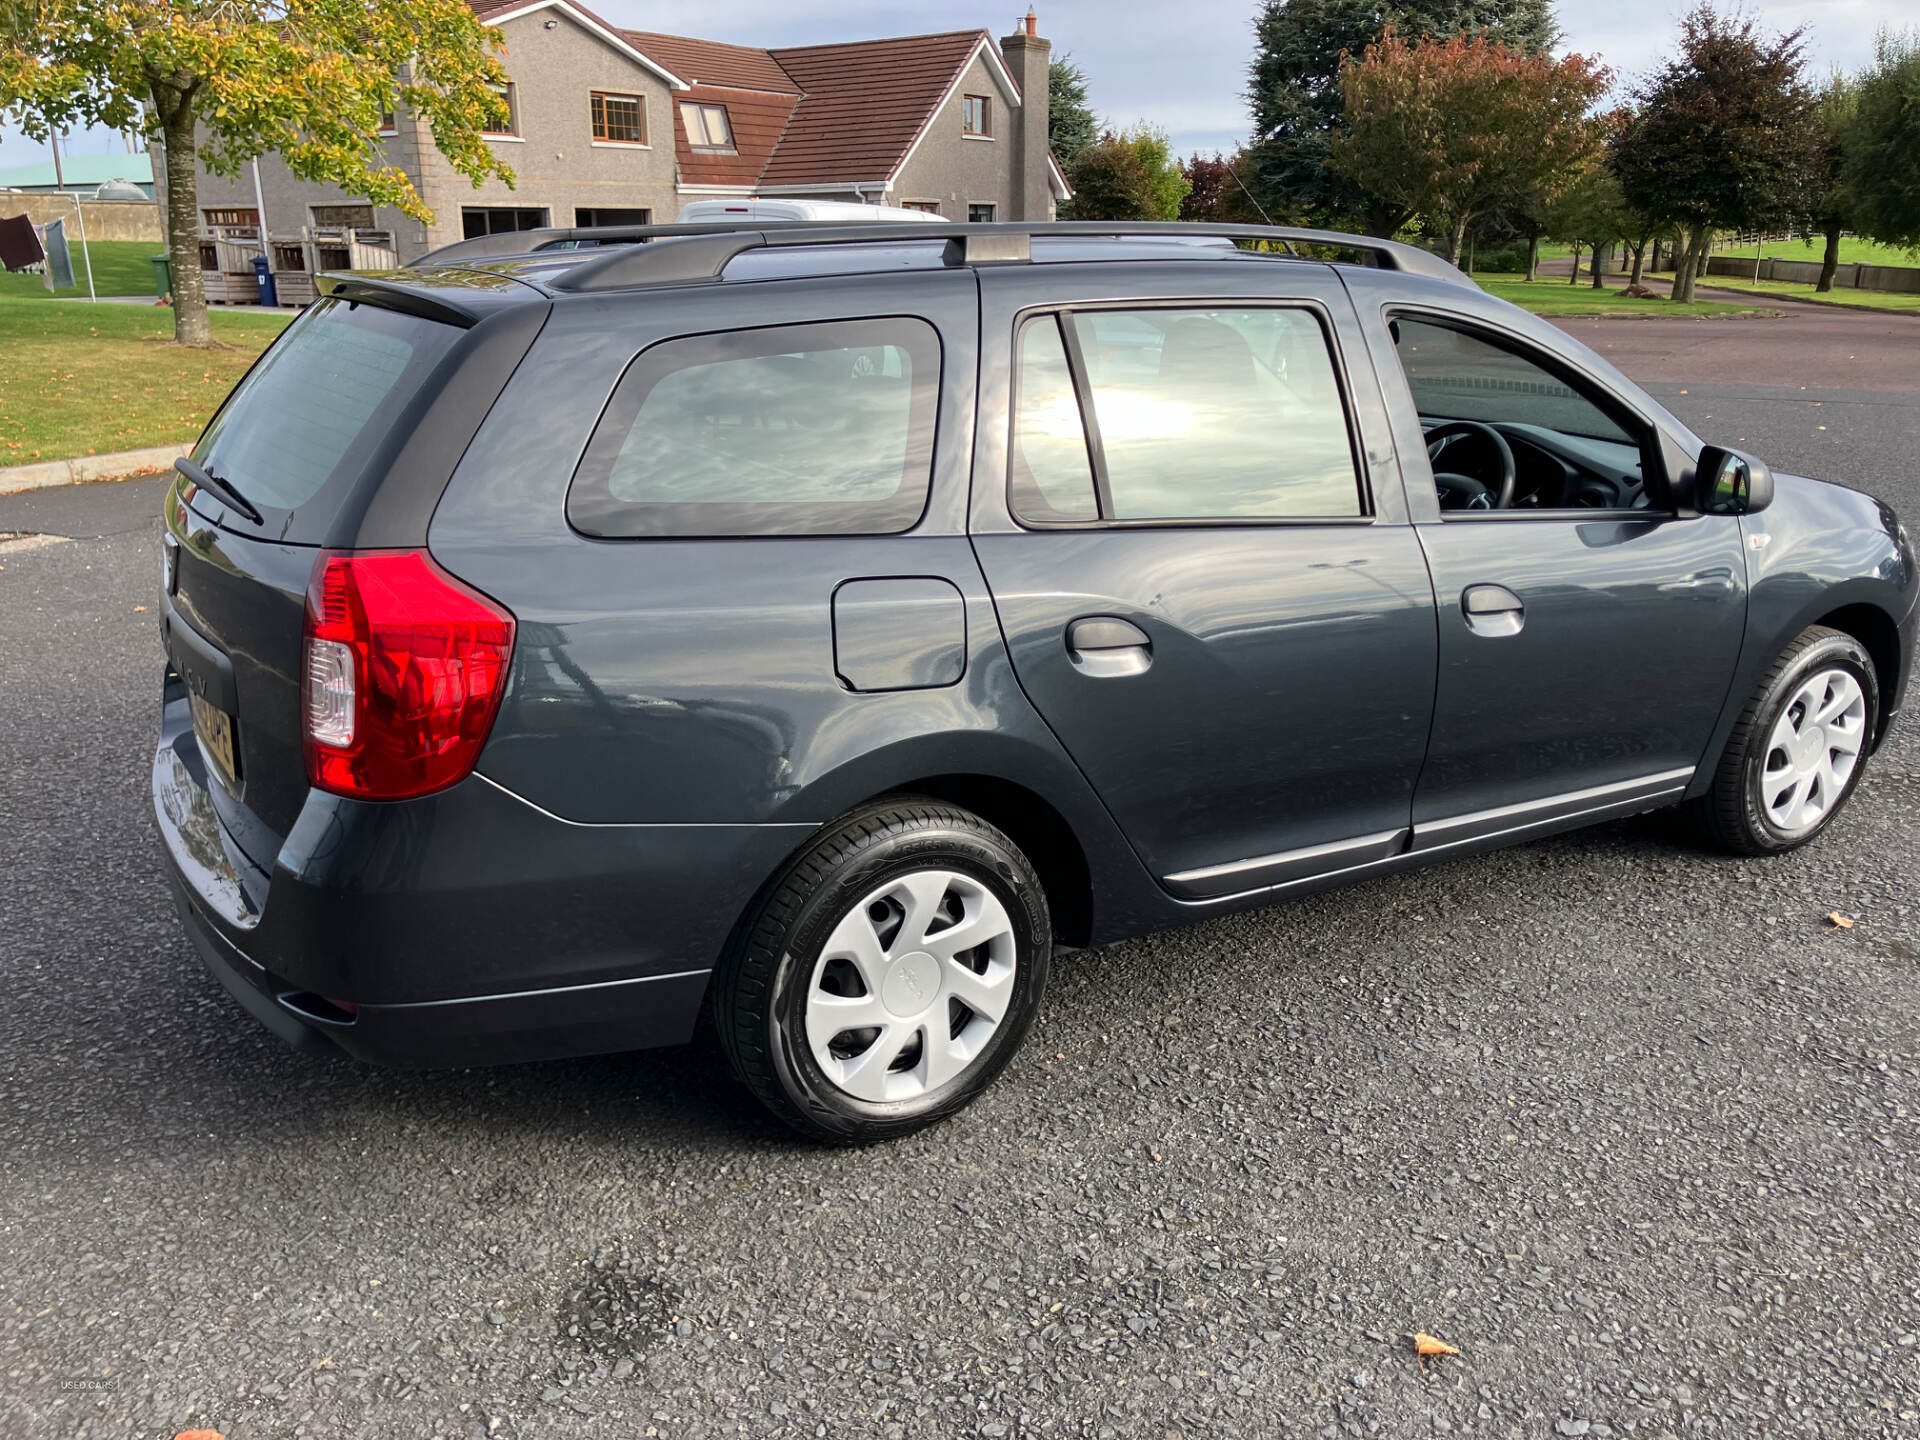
1228, 161, 1277, 230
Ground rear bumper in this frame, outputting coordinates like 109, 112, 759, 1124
154, 673, 810, 1067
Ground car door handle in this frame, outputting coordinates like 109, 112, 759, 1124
1065, 616, 1152, 677
1460, 584, 1524, 637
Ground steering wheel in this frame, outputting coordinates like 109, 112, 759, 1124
1426, 420, 1517, 511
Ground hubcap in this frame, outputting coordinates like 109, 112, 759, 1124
1760, 667, 1866, 836
804, 868, 1018, 1104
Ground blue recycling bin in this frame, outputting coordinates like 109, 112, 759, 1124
251, 254, 278, 307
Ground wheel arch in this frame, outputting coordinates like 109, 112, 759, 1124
875, 773, 1094, 947
1813, 601, 1903, 741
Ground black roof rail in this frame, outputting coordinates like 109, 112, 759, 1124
409, 220, 1473, 291
405, 221, 764, 268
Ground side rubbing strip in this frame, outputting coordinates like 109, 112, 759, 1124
1412, 767, 1695, 851
1163, 828, 1409, 899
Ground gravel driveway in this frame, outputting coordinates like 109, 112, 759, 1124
2, 311, 1917, 1440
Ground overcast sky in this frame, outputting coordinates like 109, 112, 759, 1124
2, 0, 1912, 172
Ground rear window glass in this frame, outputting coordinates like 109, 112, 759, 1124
192, 297, 460, 539
567, 317, 941, 538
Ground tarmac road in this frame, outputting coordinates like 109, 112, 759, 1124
1, 305, 1917, 1440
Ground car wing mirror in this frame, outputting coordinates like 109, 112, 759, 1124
1697, 445, 1774, 516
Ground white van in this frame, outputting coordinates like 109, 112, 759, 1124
675, 198, 944, 225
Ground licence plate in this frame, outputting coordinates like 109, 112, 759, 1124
190, 691, 241, 787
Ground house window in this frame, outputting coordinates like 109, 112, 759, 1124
968, 203, 996, 224
461, 206, 549, 239
900, 201, 942, 214
962, 94, 990, 137
592, 91, 647, 145
378, 106, 396, 134
311, 205, 375, 230
681, 103, 734, 152
484, 82, 518, 136
576, 207, 652, 227
202, 207, 260, 229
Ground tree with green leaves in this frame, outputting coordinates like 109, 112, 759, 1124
1065, 126, 1191, 222
1543, 162, 1630, 286
1329, 29, 1608, 266
1612, 5, 1819, 303
1048, 55, 1098, 172
1842, 31, 1920, 254
1804, 76, 1858, 292
1244, 0, 1557, 231
0, 0, 515, 345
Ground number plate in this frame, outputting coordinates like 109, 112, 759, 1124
189, 691, 241, 787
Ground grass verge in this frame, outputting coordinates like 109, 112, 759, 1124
1712, 237, 1920, 269
1471, 274, 1772, 318
1689, 276, 1920, 314
0, 298, 290, 465
0, 240, 170, 300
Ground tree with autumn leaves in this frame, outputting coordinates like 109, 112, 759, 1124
0, 0, 517, 345
1329, 29, 1609, 269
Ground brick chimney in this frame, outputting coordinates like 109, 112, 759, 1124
1000, 10, 1053, 221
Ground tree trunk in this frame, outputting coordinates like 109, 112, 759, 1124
1446, 212, 1470, 269
1817, 223, 1841, 293
1524, 233, 1539, 283
1630, 239, 1647, 286
1591, 242, 1608, 289
152, 76, 212, 347
1568, 242, 1582, 285
1672, 224, 1710, 303
1694, 236, 1710, 281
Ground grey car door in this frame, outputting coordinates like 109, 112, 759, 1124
1365, 306, 1749, 845
967, 261, 1438, 900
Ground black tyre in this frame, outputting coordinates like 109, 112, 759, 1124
714, 797, 1051, 1143
1693, 625, 1878, 856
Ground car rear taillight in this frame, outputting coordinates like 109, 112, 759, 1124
301, 551, 516, 800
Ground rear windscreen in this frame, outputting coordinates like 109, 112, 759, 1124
191, 297, 460, 541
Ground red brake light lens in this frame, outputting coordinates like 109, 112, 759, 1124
301, 551, 516, 800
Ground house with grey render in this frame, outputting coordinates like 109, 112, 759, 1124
170, 2, 1067, 266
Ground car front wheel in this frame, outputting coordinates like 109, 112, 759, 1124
714, 797, 1051, 1143
1694, 625, 1879, 855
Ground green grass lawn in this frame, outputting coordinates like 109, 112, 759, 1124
0, 298, 289, 465
1471, 273, 1771, 318
1708, 236, 1920, 269
1686, 275, 1920, 314
0, 240, 169, 300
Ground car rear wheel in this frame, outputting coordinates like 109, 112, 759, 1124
1693, 626, 1878, 856
714, 798, 1051, 1143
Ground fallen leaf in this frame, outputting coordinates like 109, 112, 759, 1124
174, 1431, 226, 1440
1826, 912, 1855, 929
1413, 1331, 1460, 1371
133, 605, 147, 613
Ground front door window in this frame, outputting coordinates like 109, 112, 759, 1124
1391, 316, 1652, 513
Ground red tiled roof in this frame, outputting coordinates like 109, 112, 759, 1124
760, 30, 993, 187
624, 31, 798, 93
673, 86, 802, 187
470, 4, 1018, 194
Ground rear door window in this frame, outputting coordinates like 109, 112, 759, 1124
191, 297, 462, 541
1009, 306, 1364, 525
567, 317, 941, 538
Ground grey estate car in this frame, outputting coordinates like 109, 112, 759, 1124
154, 221, 1918, 1141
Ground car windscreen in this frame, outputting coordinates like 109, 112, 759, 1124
190, 296, 462, 543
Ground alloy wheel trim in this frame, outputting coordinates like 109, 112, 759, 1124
803, 867, 1019, 1104
1759, 665, 1867, 837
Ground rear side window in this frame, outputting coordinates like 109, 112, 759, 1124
192, 297, 461, 538
1009, 306, 1364, 524
568, 317, 941, 538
